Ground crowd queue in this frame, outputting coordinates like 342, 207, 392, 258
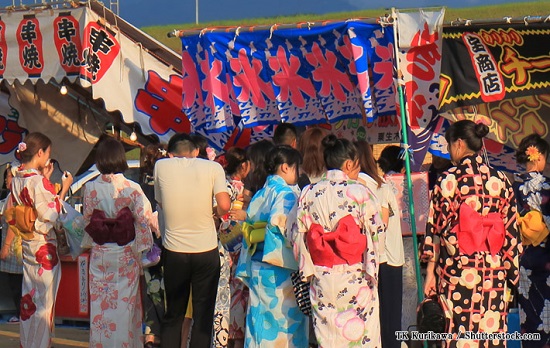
0, 119, 548, 348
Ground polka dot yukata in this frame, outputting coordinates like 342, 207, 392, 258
423, 155, 522, 348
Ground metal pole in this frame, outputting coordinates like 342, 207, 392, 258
195, 0, 199, 25
167, 17, 384, 37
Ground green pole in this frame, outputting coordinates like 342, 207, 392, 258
397, 83, 425, 306
392, 8, 425, 308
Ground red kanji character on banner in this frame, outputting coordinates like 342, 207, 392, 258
54, 13, 83, 76
306, 42, 354, 101
269, 46, 316, 108
81, 22, 120, 83
230, 49, 275, 108
135, 71, 191, 135
0, 19, 6, 78
17, 15, 44, 77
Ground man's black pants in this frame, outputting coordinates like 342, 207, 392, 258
160, 247, 220, 348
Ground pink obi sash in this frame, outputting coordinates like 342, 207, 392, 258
85, 207, 136, 246
452, 203, 505, 255
306, 214, 367, 268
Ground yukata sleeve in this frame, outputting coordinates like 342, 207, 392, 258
131, 184, 154, 253
32, 176, 61, 223
359, 186, 384, 285
81, 184, 94, 249
292, 186, 316, 282
263, 187, 298, 268
500, 173, 521, 288
269, 188, 297, 239
423, 175, 449, 260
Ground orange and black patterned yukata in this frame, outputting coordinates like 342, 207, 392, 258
424, 155, 522, 348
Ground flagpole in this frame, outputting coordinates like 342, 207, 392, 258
195, 0, 199, 25
391, 7, 425, 307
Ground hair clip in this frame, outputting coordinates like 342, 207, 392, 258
526, 145, 541, 162
158, 148, 167, 157
17, 142, 27, 153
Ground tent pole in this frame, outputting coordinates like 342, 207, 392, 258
167, 17, 385, 38
391, 6, 426, 329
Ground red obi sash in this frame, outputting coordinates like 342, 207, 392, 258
452, 203, 505, 256
85, 207, 136, 246
306, 214, 367, 268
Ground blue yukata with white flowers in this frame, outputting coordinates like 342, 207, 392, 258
235, 174, 308, 348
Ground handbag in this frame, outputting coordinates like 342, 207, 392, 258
58, 201, 86, 259
417, 295, 446, 334
290, 270, 312, 316
141, 243, 161, 268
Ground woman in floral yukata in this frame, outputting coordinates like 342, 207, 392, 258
292, 134, 385, 347
423, 120, 521, 347
235, 145, 308, 348
82, 137, 153, 347
8, 132, 73, 348
512, 134, 550, 347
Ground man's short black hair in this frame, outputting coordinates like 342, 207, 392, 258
168, 133, 196, 156
273, 122, 297, 146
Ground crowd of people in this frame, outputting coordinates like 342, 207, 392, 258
0, 119, 547, 348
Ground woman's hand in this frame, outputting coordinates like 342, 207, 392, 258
230, 209, 247, 221
61, 171, 74, 188
0, 244, 10, 260
43, 161, 54, 180
58, 171, 74, 201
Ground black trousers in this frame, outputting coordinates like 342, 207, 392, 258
160, 247, 220, 348
379, 262, 403, 348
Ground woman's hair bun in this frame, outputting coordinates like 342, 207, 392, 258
321, 134, 338, 149
474, 123, 489, 139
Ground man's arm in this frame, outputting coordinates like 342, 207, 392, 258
215, 192, 230, 217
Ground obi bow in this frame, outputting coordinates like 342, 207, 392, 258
241, 221, 267, 255
517, 210, 549, 246
452, 203, 505, 256
85, 207, 136, 246
306, 214, 367, 268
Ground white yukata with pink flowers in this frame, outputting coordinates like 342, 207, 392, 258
291, 170, 385, 348
11, 168, 63, 348
82, 173, 153, 348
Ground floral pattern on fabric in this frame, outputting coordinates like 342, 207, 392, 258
292, 169, 384, 347
213, 244, 231, 347
82, 173, 153, 347
220, 177, 249, 340
424, 155, 521, 348
513, 171, 550, 347
11, 168, 62, 348
235, 174, 308, 347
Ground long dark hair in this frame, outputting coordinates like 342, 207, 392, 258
355, 140, 383, 188
298, 127, 329, 178
245, 140, 274, 194
322, 134, 358, 170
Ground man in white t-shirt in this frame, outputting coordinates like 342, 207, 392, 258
155, 133, 230, 348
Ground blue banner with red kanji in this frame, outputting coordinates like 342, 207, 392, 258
180, 22, 396, 133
